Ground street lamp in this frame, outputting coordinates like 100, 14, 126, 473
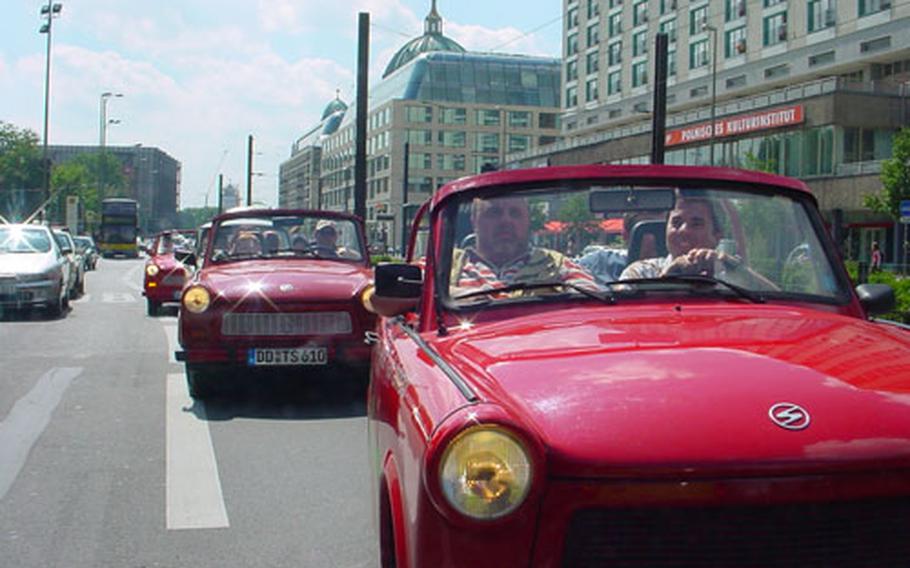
39, 1, 63, 220
702, 21, 719, 166
99, 92, 123, 148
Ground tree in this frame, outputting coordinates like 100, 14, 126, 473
176, 207, 219, 229
0, 122, 45, 222
864, 127, 910, 220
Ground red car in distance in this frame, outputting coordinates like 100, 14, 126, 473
364, 165, 910, 567
143, 230, 196, 316
175, 209, 374, 398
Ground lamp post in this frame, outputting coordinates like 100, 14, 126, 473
702, 22, 719, 166
99, 92, 123, 148
39, 1, 63, 221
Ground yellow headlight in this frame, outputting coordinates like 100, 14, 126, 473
183, 286, 211, 314
146, 264, 160, 277
439, 426, 532, 520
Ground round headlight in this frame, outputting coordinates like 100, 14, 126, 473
183, 286, 211, 314
439, 426, 532, 520
146, 264, 160, 277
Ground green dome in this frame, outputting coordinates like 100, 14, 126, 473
321, 96, 348, 121
382, 1, 465, 78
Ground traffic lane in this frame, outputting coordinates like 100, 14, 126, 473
0, 259, 174, 567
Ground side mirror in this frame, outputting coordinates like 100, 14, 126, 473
364, 263, 422, 317
856, 283, 895, 316
60, 245, 73, 255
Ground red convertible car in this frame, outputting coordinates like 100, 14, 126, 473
143, 229, 196, 316
365, 165, 910, 567
175, 209, 374, 398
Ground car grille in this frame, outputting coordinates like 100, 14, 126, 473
562, 497, 910, 567
221, 312, 352, 336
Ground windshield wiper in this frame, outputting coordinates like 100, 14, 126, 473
452, 280, 616, 305
611, 275, 766, 304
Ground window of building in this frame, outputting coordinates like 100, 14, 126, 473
587, 23, 600, 47
567, 60, 579, 82
587, 51, 600, 74
437, 154, 466, 171
608, 41, 623, 66
568, 6, 579, 29
609, 0, 623, 8
437, 131, 466, 148
632, 61, 648, 87
861, 36, 892, 54
476, 109, 501, 126
508, 111, 531, 128
439, 107, 466, 125
586, 115, 599, 125
764, 0, 786, 6
633, 30, 648, 57
690, 85, 709, 98
408, 176, 433, 194
659, 18, 677, 42
472, 157, 499, 174
567, 33, 579, 56
535, 113, 556, 132
808, 0, 836, 32
608, 70, 622, 95
566, 85, 579, 107
609, 12, 623, 36
726, 0, 746, 20
763, 12, 788, 46
725, 26, 747, 57
764, 63, 790, 79
508, 135, 531, 153
408, 152, 433, 170
690, 5, 708, 35
475, 133, 500, 154
406, 106, 432, 123
690, 39, 709, 69
406, 129, 433, 146
588, 0, 600, 18
668, 48, 677, 76
633, 1, 649, 26
586, 77, 599, 102
660, 0, 677, 14
859, 0, 892, 16
808, 50, 835, 67
725, 75, 747, 89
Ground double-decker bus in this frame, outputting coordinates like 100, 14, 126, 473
99, 198, 139, 258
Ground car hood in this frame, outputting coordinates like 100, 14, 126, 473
435, 304, 910, 477
0, 251, 58, 275
198, 260, 371, 302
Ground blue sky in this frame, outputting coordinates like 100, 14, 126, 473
1, 0, 562, 208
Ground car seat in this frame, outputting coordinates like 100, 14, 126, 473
627, 220, 667, 263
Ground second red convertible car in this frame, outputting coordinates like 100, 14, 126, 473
365, 165, 910, 567
175, 209, 375, 398
143, 230, 196, 316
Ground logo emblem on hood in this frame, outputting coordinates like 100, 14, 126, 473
769, 402, 810, 431
279, 283, 294, 292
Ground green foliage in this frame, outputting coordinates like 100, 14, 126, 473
742, 150, 777, 174
176, 207, 219, 229
868, 270, 910, 322
557, 193, 594, 224
864, 127, 910, 220
371, 254, 404, 265
0, 122, 45, 222
49, 160, 99, 227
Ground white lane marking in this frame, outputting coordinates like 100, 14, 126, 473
164, 324, 179, 364
0, 367, 82, 501
166, 373, 230, 530
102, 292, 138, 303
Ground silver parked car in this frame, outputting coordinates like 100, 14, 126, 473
0, 224, 71, 317
74, 235, 100, 271
53, 229, 85, 298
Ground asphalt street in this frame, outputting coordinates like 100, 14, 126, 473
0, 258, 378, 568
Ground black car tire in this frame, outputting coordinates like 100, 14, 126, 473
185, 364, 215, 399
147, 298, 160, 317
77, 277, 85, 296
47, 284, 67, 318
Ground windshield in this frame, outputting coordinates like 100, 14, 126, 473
440, 183, 846, 308
102, 225, 137, 244
0, 227, 52, 253
208, 214, 364, 263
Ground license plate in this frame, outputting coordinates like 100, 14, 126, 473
247, 347, 328, 366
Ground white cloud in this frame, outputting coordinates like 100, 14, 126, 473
447, 22, 556, 57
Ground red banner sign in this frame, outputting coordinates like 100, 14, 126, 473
665, 104, 804, 147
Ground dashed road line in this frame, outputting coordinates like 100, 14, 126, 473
0, 367, 82, 501
165, 373, 230, 530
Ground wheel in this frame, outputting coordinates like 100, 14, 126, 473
185, 364, 215, 399
146, 298, 160, 317
76, 277, 85, 296
46, 284, 67, 318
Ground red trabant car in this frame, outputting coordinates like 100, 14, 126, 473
143, 230, 196, 316
175, 209, 375, 398
365, 165, 910, 567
